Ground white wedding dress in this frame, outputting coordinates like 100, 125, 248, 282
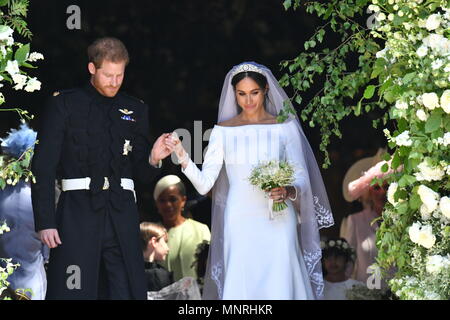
182, 120, 315, 299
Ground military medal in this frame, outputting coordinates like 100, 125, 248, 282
123, 139, 133, 155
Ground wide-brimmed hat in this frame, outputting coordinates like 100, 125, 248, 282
342, 148, 386, 202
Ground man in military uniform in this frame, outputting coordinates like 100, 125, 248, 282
31, 37, 171, 299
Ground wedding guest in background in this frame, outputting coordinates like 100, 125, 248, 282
0, 123, 48, 300
321, 238, 364, 300
140, 222, 173, 292
154, 175, 210, 281
340, 149, 390, 284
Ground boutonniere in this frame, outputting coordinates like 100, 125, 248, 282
123, 139, 133, 156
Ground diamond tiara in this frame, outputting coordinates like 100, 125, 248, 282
230, 63, 265, 77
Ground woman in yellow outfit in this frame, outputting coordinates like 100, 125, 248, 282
154, 175, 211, 281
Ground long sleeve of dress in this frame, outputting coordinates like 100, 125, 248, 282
284, 121, 309, 199
181, 127, 224, 195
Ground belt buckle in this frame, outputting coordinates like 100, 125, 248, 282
102, 177, 110, 190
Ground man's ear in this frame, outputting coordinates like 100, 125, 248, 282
88, 62, 97, 75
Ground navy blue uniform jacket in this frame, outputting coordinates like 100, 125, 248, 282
31, 82, 160, 299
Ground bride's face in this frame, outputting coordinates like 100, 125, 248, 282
235, 77, 267, 115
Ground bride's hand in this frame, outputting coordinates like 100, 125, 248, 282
269, 186, 296, 202
165, 132, 189, 166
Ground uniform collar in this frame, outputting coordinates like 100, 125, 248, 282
84, 81, 121, 103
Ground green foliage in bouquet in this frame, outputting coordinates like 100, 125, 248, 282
248, 160, 295, 212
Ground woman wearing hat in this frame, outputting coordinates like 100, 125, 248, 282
340, 149, 391, 284
153, 175, 211, 282
0, 124, 49, 299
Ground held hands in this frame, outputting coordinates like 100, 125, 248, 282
149, 133, 172, 166
38, 228, 62, 248
164, 132, 189, 168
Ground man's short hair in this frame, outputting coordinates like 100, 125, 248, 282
87, 37, 129, 68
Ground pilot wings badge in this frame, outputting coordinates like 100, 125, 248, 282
119, 108, 134, 115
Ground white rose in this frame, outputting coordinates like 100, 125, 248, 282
440, 90, 450, 114
441, 132, 450, 146
12, 73, 27, 90
425, 14, 442, 31
417, 184, 439, 213
431, 59, 443, 70
422, 33, 443, 48
416, 45, 428, 57
420, 204, 432, 220
422, 33, 450, 56
27, 52, 44, 62
24, 77, 41, 92
0, 25, 13, 41
387, 182, 399, 205
415, 161, 445, 182
5, 60, 20, 76
439, 196, 450, 219
421, 92, 440, 110
395, 130, 413, 146
376, 12, 386, 21
426, 255, 444, 274
408, 222, 422, 244
416, 109, 428, 121
417, 224, 436, 249
329, 240, 335, 247
395, 100, 408, 110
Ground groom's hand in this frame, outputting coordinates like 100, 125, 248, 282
149, 133, 172, 166
39, 228, 62, 248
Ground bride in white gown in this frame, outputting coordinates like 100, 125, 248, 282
166, 62, 334, 300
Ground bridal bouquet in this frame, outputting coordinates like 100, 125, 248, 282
248, 160, 295, 214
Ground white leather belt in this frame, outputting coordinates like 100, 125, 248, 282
61, 177, 136, 202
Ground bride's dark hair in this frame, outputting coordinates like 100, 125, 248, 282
231, 71, 267, 89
